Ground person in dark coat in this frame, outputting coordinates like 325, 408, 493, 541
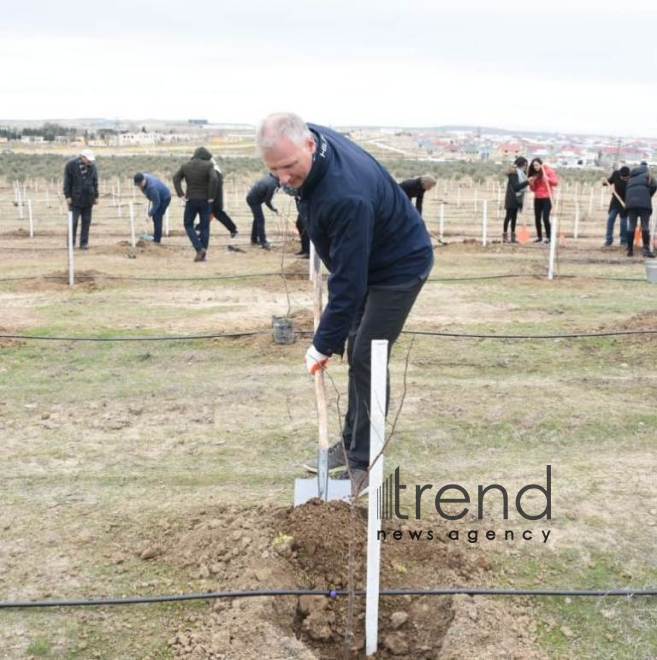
173, 147, 219, 261
503, 157, 529, 243
257, 113, 433, 497
624, 163, 656, 258
133, 172, 171, 244
210, 159, 238, 238
63, 149, 99, 249
399, 175, 436, 216
602, 166, 630, 248
246, 175, 279, 250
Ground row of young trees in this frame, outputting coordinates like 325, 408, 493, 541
0, 152, 609, 186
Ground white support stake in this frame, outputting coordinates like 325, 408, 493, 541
164, 207, 170, 237
67, 212, 75, 287
482, 200, 488, 246
574, 202, 580, 240
588, 188, 594, 217
439, 204, 445, 241
548, 215, 558, 280
17, 184, 24, 219
309, 241, 317, 281
366, 339, 388, 657
129, 202, 136, 248
28, 200, 34, 237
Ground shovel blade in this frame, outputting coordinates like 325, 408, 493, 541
293, 477, 353, 506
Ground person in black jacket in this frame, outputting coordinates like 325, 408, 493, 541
503, 157, 529, 243
602, 166, 630, 248
63, 149, 99, 249
210, 159, 238, 238
173, 147, 219, 261
246, 175, 279, 250
624, 163, 656, 258
295, 201, 310, 257
399, 175, 436, 216
257, 113, 433, 497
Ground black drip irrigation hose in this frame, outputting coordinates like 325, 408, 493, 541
1, 587, 656, 610
0, 272, 648, 284
2, 328, 656, 343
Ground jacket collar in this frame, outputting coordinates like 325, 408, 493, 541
298, 127, 330, 200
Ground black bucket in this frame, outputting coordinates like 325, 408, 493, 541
272, 316, 295, 345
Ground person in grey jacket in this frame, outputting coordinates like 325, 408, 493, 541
625, 163, 656, 258
63, 149, 99, 249
173, 147, 219, 261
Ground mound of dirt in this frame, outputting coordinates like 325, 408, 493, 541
20, 269, 106, 292
142, 501, 543, 659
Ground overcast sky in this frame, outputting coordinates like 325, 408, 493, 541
3, 0, 657, 137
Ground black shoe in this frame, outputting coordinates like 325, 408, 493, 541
544, 238, 550, 244
251, 239, 258, 245
230, 230, 238, 238
79, 245, 89, 250
533, 237, 542, 243
295, 249, 309, 256
260, 241, 271, 251
510, 233, 517, 244
303, 442, 347, 474
194, 248, 206, 262
627, 248, 634, 257
642, 248, 655, 258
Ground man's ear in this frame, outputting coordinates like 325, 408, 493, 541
307, 137, 316, 154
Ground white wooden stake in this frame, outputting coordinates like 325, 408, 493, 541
67, 211, 75, 287
588, 187, 594, 217
129, 202, 136, 248
164, 207, 170, 237
482, 199, 488, 246
17, 184, 23, 219
365, 339, 388, 657
45, 190, 50, 208
27, 199, 34, 238
309, 241, 316, 281
439, 203, 445, 241
548, 215, 558, 280
574, 202, 580, 240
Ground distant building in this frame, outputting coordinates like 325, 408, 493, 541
188, 119, 208, 126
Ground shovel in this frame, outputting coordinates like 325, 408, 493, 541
293, 249, 352, 506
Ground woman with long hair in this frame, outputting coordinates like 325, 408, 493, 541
528, 158, 558, 243
503, 156, 529, 243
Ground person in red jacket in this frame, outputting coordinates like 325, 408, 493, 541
528, 158, 558, 243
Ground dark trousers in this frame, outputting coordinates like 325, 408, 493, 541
534, 198, 552, 240
249, 203, 267, 245
296, 214, 309, 254
71, 206, 92, 247
503, 208, 518, 233
214, 210, 237, 235
184, 199, 211, 251
151, 197, 171, 243
627, 209, 652, 247
341, 276, 429, 470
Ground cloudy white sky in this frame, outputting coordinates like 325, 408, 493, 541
3, 0, 657, 136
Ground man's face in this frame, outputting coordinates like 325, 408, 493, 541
80, 156, 92, 167
262, 135, 315, 189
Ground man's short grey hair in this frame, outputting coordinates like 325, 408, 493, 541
256, 113, 312, 152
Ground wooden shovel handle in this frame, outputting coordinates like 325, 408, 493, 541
312, 251, 330, 452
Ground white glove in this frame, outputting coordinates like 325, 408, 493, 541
305, 345, 329, 375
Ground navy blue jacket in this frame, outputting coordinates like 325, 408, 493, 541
141, 174, 171, 215
625, 165, 657, 211
246, 175, 278, 211
297, 125, 433, 357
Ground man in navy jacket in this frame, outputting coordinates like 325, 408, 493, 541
257, 113, 433, 496
134, 173, 171, 244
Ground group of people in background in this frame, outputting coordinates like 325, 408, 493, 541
502, 157, 558, 244
503, 157, 656, 257
62, 146, 657, 262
